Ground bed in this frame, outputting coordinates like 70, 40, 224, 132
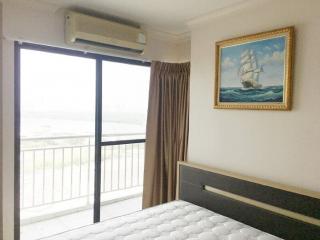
42, 162, 320, 240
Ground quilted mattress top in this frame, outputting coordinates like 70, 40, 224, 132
42, 200, 282, 240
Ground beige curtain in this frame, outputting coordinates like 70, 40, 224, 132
142, 61, 190, 209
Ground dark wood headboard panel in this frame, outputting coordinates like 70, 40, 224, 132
177, 162, 320, 240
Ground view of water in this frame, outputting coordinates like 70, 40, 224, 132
21, 116, 146, 139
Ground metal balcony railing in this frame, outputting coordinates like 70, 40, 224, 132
20, 133, 145, 214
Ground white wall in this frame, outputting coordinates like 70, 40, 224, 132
188, 0, 320, 193
0, 1, 190, 239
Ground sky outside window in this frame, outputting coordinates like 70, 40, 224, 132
21, 49, 150, 139
102, 61, 150, 141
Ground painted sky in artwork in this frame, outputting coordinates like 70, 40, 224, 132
220, 36, 286, 88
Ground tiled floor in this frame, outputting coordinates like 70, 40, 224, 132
21, 196, 142, 240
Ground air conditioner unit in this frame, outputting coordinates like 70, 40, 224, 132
65, 11, 146, 54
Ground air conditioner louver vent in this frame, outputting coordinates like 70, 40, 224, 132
75, 39, 144, 54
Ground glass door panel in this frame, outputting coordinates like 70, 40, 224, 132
100, 61, 150, 221
20, 49, 96, 240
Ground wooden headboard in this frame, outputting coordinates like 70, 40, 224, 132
177, 162, 320, 240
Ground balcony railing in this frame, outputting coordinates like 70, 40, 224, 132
20, 133, 145, 223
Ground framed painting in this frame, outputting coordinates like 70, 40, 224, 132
214, 27, 294, 110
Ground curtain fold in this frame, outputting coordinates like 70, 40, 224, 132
142, 61, 190, 209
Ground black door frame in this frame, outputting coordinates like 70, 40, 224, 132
14, 42, 150, 240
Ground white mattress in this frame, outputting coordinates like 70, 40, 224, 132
42, 200, 282, 240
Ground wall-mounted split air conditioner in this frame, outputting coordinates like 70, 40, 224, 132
65, 11, 146, 54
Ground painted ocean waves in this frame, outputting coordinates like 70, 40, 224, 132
220, 85, 283, 103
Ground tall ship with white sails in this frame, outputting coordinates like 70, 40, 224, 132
238, 49, 264, 89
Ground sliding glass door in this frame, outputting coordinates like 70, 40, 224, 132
16, 43, 150, 240
100, 61, 150, 221
19, 48, 96, 240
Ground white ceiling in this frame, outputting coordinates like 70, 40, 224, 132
32, 0, 250, 35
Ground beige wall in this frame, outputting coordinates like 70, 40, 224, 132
188, 0, 320, 193
2, 0, 186, 62
176, 38, 191, 62
2, 38, 14, 240
6, 0, 320, 239
0, 2, 3, 239
1, 1, 190, 239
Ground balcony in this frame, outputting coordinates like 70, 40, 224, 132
20, 133, 145, 240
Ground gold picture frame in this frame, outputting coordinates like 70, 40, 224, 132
214, 26, 294, 110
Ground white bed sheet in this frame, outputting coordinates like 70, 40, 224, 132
41, 200, 282, 240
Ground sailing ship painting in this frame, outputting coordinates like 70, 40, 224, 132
215, 27, 294, 110
239, 49, 264, 89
